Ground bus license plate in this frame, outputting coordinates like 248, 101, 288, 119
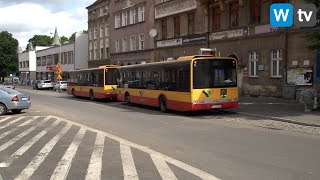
212, 105, 221, 108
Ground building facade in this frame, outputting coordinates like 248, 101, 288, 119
109, 0, 155, 65
18, 46, 50, 85
36, 32, 88, 81
87, 0, 111, 68
154, 0, 320, 98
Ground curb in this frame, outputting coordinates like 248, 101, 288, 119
236, 112, 320, 128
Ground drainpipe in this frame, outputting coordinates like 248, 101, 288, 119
284, 28, 288, 85
207, 1, 210, 48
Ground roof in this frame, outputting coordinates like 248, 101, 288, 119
86, 0, 105, 9
51, 27, 61, 46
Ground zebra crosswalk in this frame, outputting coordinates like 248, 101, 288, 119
0, 115, 220, 180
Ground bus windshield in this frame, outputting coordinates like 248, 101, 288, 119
193, 59, 237, 89
105, 68, 117, 85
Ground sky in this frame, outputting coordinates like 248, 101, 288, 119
0, 0, 96, 50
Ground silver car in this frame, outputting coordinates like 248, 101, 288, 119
0, 87, 31, 115
1, 82, 15, 89
37, 80, 53, 90
53, 81, 68, 91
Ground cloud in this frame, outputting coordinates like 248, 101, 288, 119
0, 2, 94, 49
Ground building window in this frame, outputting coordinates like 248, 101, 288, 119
250, 0, 261, 24
105, 48, 109, 59
271, 50, 283, 77
105, 38, 109, 48
20, 62, 22, 68
90, 50, 93, 60
105, 24, 109, 37
122, 11, 128, 27
71, 51, 74, 64
115, 14, 121, 28
68, 52, 71, 64
188, 12, 195, 35
130, 9, 136, 24
230, 2, 239, 28
249, 51, 258, 77
139, 34, 144, 50
138, 6, 145, 22
101, 48, 104, 59
94, 28, 97, 39
212, 7, 220, 31
115, 40, 120, 53
174, 16, 180, 37
100, 26, 104, 38
130, 36, 136, 51
122, 37, 128, 52
91, 10, 96, 19
89, 29, 93, 40
100, 5, 108, 16
94, 49, 98, 60
161, 19, 167, 39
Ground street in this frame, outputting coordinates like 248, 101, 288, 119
0, 88, 320, 180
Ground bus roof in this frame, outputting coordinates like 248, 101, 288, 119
69, 66, 117, 72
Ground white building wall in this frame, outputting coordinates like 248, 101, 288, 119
28, 52, 37, 71
74, 32, 89, 70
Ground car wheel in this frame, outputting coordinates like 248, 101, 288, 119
12, 109, 22, 114
0, 103, 7, 115
159, 96, 168, 113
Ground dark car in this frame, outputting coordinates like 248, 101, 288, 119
32, 80, 41, 90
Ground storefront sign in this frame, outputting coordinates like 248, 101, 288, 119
209, 27, 249, 41
155, 0, 197, 19
182, 34, 207, 44
287, 68, 313, 85
255, 24, 278, 34
156, 38, 182, 48
316, 48, 320, 82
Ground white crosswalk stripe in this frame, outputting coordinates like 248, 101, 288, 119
0, 118, 60, 167
14, 123, 72, 180
0, 117, 24, 130
50, 128, 86, 180
0, 115, 220, 180
0, 117, 49, 152
85, 134, 105, 180
0, 117, 12, 123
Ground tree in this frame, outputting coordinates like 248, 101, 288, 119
304, 0, 320, 50
0, 31, 19, 83
69, 32, 76, 42
60, 36, 69, 44
27, 35, 52, 49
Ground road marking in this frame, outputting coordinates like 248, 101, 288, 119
0, 117, 49, 152
85, 134, 105, 180
0, 118, 60, 167
151, 154, 177, 180
120, 143, 139, 180
50, 128, 86, 180
0, 128, 18, 140
51, 116, 220, 180
0, 117, 12, 123
18, 116, 40, 127
0, 117, 24, 130
14, 123, 72, 180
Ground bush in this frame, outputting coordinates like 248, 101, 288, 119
299, 89, 318, 111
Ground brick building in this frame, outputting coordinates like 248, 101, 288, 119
154, 0, 320, 98
109, 0, 155, 65
87, 0, 111, 68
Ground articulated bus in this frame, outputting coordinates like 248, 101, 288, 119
117, 55, 238, 112
67, 65, 118, 100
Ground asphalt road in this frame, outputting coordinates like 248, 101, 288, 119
1, 88, 320, 180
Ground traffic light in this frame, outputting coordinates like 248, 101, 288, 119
56, 63, 62, 80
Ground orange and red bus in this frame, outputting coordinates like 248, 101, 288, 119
67, 65, 118, 100
116, 55, 238, 112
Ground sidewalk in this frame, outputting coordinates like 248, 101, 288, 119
235, 96, 320, 127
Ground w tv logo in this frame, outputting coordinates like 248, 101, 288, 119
270, 3, 317, 27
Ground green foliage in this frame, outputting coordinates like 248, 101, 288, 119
60, 36, 69, 44
27, 35, 52, 49
299, 89, 318, 111
69, 33, 76, 42
0, 31, 19, 82
304, 0, 320, 50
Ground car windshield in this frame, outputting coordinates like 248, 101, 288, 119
44, 81, 51, 83
60, 81, 67, 84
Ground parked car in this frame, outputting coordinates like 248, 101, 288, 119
0, 87, 31, 115
1, 82, 15, 89
53, 81, 68, 91
32, 80, 41, 89
36, 80, 53, 90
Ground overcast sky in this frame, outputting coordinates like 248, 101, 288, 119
0, 0, 95, 50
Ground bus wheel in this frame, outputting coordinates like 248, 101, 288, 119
125, 93, 130, 104
90, 90, 94, 101
72, 89, 76, 97
159, 96, 168, 113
